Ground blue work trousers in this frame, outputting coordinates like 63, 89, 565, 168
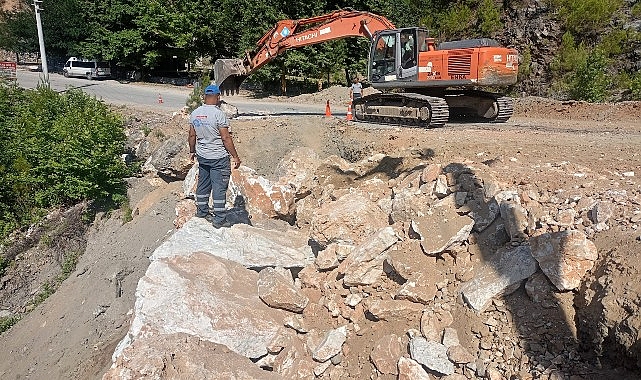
195, 155, 231, 223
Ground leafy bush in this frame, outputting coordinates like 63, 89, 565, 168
569, 50, 610, 102
551, 32, 589, 74
0, 316, 19, 334
518, 46, 532, 80
438, 3, 475, 39
630, 72, 641, 100
185, 74, 210, 112
0, 85, 129, 241
553, 0, 622, 34
477, 0, 503, 36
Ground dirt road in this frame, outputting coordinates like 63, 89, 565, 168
0, 92, 640, 379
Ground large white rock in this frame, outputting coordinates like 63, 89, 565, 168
229, 165, 296, 221
409, 337, 454, 375
312, 326, 347, 362
460, 245, 538, 312
152, 217, 314, 268
338, 227, 399, 286
397, 357, 432, 380
103, 333, 281, 380
310, 193, 389, 246
112, 252, 290, 362
258, 267, 309, 313
410, 195, 474, 255
529, 230, 598, 291
276, 147, 321, 198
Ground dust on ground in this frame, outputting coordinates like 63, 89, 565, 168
0, 94, 640, 379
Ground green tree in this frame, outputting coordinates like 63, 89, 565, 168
569, 50, 610, 102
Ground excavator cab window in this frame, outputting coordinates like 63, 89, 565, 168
400, 29, 417, 70
371, 33, 397, 81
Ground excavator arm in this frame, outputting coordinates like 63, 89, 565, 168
214, 9, 395, 94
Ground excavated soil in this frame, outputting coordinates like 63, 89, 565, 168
0, 94, 640, 379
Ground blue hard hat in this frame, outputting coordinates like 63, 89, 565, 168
204, 84, 220, 95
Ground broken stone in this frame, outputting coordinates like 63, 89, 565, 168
390, 189, 433, 223
339, 227, 398, 286
420, 309, 453, 341
229, 165, 296, 221
284, 315, 309, 334
345, 294, 363, 307
530, 230, 598, 291
409, 337, 455, 375
433, 174, 449, 198
142, 135, 192, 180
395, 280, 437, 305
112, 253, 290, 360
447, 345, 475, 364
441, 327, 460, 348
182, 163, 198, 199
460, 245, 537, 312
315, 244, 340, 271
499, 200, 529, 241
468, 197, 500, 232
152, 218, 314, 268
421, 164, 442, 184
313, 360, 332, 377
310, 193, 388, 246
387, 240, 438, 281
258, 267, 309, 313
103, 333, 280, 380
370, 334, 403, 375
410, 195, 474, 255
397, 357, 432, 380
525, 271, 555, 303
366, 299, 424, 321
312, 326, 347, 363
276, 147, 321, 199
590, 201, 613, 224
273, 339, 315, 378
174, 199, 196, 229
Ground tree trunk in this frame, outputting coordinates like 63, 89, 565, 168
345, 68, 351, 87
280, 68, 286, 95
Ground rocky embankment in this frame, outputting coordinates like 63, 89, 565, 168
102, 145, 641, 379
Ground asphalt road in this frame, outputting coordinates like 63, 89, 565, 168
16, 70, 331, 117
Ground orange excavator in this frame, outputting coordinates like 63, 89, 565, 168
214, 9, 518, 127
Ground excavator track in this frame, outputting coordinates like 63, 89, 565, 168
352, 93, 449, 128
444, 90, 514, 123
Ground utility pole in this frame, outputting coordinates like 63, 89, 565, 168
33, 0, 49, 86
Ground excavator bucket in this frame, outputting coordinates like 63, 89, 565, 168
213, 59, 248, 95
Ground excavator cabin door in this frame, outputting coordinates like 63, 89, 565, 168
369, 28, 418, 84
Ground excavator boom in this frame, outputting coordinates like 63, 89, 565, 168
215, 9, 395, 94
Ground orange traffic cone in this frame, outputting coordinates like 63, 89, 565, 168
158, 94, 164, 104
346, 102, 353, 121
325, 100, 332, 117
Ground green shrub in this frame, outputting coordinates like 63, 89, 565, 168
0, 85, 129, 241
551, 32, 589, 74
518, 46, 532, 80
632, 2, 641, 17
553, 0, 622, 34
439, 3, 475, 39
0, 316, 19, 334
186, 74, 210, 112
598, 29, 639, 56
569, 50, 610, 102
630, 72, 641, 100
477, 0, 502, 36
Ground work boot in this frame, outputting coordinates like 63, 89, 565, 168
195, 213, 216, 224
212, 219, 233, 229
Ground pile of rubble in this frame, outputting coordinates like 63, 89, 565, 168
105, 147, 641, 379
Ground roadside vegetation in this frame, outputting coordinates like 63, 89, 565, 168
0, 84, 129, 243
1, 0, 640, 97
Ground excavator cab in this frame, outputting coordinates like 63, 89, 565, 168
369, 28, 429, 85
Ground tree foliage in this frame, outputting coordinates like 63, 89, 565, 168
0, 85, 129, 241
